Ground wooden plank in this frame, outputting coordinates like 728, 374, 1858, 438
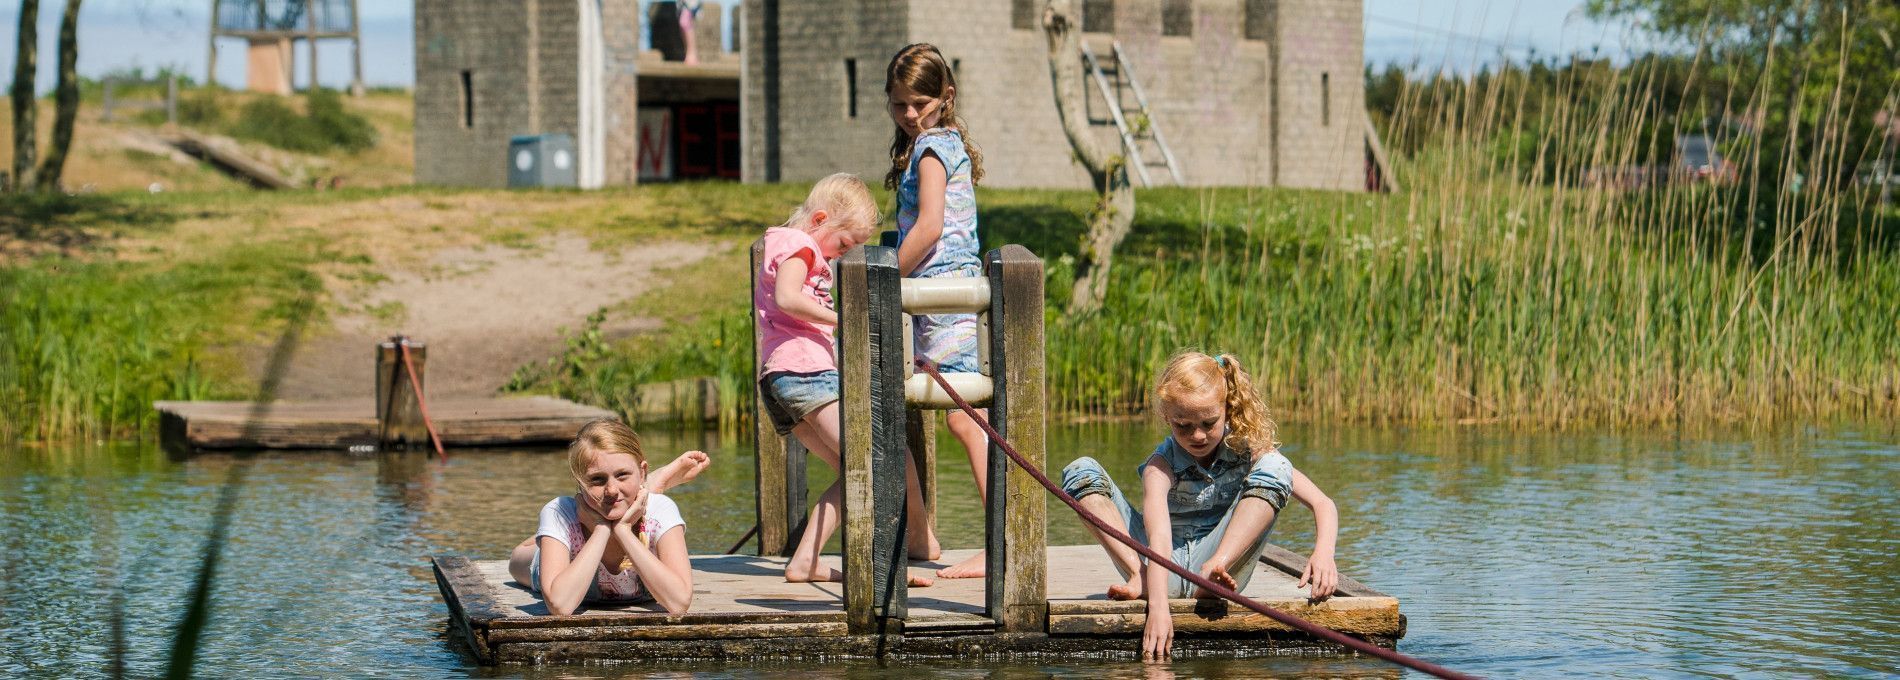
836, 245, 909, 631
488, 621, 848, 643
985, 245, 1048, 633
153, 396, 616, 450
1047, 596, 1402, 636
171, 130, 295, 189
1257, 543, 1386, 598
432, 555, 515, 664
837, 247, 876, 633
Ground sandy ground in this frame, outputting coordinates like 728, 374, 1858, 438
270, 235, 707, 400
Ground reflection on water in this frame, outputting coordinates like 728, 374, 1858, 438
1, 423, 1895, 677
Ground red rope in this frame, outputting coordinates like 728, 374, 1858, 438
396, 337, 447, 461
918, 363, 1478, 679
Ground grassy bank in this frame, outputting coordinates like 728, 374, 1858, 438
506, 175, 1897, 429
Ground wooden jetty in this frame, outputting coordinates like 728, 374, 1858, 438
433, 244, 1407, 665
433, 546, 1402, 665
156, 338, 615, 452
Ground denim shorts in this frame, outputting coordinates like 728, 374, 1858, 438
1059, 455, 1286, 598
759, 370, 841, 436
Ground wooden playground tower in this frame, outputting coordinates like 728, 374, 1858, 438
207, 0, 364, 96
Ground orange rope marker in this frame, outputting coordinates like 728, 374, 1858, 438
395, 336, 447, 461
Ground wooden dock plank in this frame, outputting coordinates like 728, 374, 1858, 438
435, 545, 1402, 663
156, 396, 616, 450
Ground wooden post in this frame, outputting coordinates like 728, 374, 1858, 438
985, 245, 1048, 633
207, 0, 220, 89
751, 239, 808, 557
375, 338, 428, 448
837, 246, 909, 634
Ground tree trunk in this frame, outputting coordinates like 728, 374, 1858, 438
1041, 0, 1134, 313
38, 0, 82, 192
10, 0, 41, 193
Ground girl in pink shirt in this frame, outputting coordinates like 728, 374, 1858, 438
757, 173, 937, 585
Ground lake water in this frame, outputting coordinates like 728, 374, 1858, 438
2, 422, 1895, 678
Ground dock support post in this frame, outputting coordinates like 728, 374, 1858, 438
751, 239, 808, 556
839, 246, 909, 634
985, 245, 1048, 633
375, 338, 428, 448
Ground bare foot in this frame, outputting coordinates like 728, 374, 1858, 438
647, 450, 711, 493
786, 565, 934, 588
1107, 574, 1144, 600
935, 550, 986, 579
1191, 563, 1236, 599
907, 530, 942, 562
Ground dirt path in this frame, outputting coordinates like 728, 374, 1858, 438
269, 235, 707, 400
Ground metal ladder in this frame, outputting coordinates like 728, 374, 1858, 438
1080, 41, 1185, 187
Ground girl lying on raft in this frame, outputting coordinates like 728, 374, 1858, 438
507, 419, 707, 615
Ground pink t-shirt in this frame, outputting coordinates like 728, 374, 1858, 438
755, 227, 837, 374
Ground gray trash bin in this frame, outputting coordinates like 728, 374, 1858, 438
508, 133, 578, 188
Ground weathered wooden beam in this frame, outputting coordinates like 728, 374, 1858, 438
837, 245, 910, 633
375, 338, 427, 448
1046, 596, 1403, 636
985, 245, 1048, 633
751, 238, 808, 557
1257, 543, 1387, 598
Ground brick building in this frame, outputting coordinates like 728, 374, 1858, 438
415, 0, 1369, 191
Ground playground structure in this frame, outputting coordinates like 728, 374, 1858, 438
430, 243, 1404, 664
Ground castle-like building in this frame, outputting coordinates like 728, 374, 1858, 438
415, 0, 1369, 191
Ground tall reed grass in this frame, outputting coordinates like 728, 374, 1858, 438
0, 246, 321, 442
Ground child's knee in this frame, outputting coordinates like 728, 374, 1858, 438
1061, 456, 1112, 498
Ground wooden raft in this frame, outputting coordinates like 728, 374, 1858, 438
433, 545, 1403, 665
155, 396, 615, 451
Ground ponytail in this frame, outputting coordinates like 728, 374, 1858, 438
1216, 354, 1279, 456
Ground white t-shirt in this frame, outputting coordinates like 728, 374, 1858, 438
530, 494, 685, 602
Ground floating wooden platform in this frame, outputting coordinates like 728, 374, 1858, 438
433, 545, 1403, 665
155, 396, 615, 452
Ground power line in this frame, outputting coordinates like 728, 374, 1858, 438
1367, 13, 1540, 52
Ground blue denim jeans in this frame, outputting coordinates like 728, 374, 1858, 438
1060, 453, 1290, 597
759, 370, 840, 436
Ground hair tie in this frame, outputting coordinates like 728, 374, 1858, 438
1216, 356, 1228, 368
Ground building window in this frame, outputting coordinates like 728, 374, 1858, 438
1321, 72, 1330, 126
1012, 0, 1036, 30
1082, 0, 1114, 34
844, 58, 858, 118
1244, 0, 1271, 41
1162, 0, 1192, 37
460, 70, 474, 128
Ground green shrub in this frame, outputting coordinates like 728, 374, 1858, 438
228, 89, 378, 154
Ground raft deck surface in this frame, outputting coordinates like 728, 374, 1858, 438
434, 545, 1402, 665
155, 396, 614, 451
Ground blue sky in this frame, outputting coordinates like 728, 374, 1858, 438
2, 1, 1636, 91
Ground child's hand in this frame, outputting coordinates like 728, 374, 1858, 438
1298, 551, 1338, 602
1142, 600, 1173, 661
576, 493, 612, 530
614, 484, 651, 534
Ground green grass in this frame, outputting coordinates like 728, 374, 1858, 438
516, 174, 1899, 429
0, 243, 323, 441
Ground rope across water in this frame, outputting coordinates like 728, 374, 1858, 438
917, 362, 1478, 679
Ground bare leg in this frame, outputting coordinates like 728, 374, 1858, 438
905, 454, 941, 560
784, 403, 933, 586
1070, 493, 1147, 599
647, 449, 711, 494
1191, 497, 1276, 599
935, 408, 990, 579
508, 537, 537, 588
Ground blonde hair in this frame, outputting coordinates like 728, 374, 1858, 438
782, 173, 880, 242
568, 418, 646, 480
1154, 351, 1279, 457
883, 43, 985, 190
